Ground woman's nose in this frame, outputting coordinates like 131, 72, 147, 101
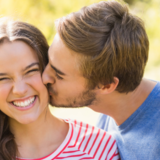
12, 79, 27, 96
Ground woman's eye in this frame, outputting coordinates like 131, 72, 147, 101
56, 74, 63, 80
27, 69, 40, 74
0, 78, 9, 81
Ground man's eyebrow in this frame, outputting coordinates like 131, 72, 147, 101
50, 64, 65, 75
23, 62, 39, 71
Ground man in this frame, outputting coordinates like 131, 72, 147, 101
42, 1, 160, 160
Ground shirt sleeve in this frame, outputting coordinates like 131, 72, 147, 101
96, 114, 110, 131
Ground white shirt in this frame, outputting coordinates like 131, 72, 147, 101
18, 119, 120, 160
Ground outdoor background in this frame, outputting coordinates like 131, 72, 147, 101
0, 0, 160, 125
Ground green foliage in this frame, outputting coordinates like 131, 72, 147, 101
0, 0, 160, 80
0, 0, 102, 44
124, 0, 151, 5
131, 0, 160, 79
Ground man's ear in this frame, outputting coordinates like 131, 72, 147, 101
98, 77, 119, 94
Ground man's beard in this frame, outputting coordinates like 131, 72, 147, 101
49, 87, 96, 108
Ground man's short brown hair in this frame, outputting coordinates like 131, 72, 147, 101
56, 0, 149, 93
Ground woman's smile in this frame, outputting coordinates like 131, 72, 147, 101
11, 95, 37, 111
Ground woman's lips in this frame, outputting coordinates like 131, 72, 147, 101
11, 96, 37, 111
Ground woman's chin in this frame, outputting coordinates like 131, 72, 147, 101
15, 116, 38, 125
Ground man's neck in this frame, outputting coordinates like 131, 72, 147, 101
90, 79, 157, 126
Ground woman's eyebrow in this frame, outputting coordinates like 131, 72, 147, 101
0, 73, 7, 76
23, 62, 39, 71
0, 63, 39, 76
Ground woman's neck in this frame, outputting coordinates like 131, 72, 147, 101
9, 107, 69, 159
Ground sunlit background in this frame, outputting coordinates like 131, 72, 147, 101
1, 0, 160, 126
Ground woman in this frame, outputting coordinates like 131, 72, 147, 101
0, 17, 119, 160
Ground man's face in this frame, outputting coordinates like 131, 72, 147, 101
42, 34, 96, 108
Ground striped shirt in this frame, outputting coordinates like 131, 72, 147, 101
18, 119, 120, 160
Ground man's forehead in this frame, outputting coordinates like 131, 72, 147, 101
54, 33, 60, 40
49, 36, 59, 51
49, 34, 66, 55
49, 34, 77, 61
48, 33, 83, 76
52, 33, 63, 46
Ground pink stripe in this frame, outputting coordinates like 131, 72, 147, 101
88, 128, 100, 154
99, 135, 111, 159
78, 123, 89, 150
63, 150, 79, 153
54, 123, 74, 159
68, 121, 82, 148
93, 131, 106, 159
105, 140, 116, 160
73, 119, 77, 127
55, 153, 86, 159
80, 138, 117, 160
109, 145, 118, 160
83, 126, 94, 152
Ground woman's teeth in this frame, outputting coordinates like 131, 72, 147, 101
12, 96, 36, 107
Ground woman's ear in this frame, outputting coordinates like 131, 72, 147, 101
98, 77, 119, 94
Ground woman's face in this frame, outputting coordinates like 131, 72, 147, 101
0, 40, 49, 124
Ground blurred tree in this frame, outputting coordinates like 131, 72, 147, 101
124, 0, 151, 5
0, 0, 103, 44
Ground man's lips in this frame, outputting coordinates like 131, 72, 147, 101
48, 87, 56, 95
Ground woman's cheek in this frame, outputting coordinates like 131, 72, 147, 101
27, 74, 48, 92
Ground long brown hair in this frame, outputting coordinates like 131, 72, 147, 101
0, 17, 49, 160
56, 0, 149, 93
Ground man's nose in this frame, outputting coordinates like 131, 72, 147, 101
42, 64, 55, 85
